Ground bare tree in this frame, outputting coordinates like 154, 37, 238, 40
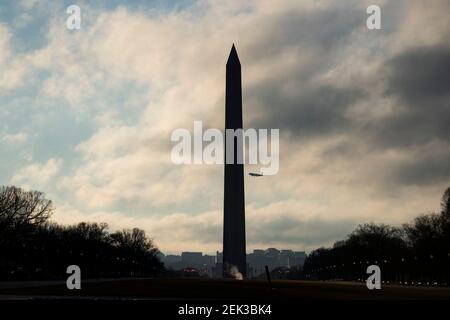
441, 186, 450, 217
0, 186, 53, 242
111, 228, 158, 253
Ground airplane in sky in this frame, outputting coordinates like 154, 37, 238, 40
249, 172, 264, 177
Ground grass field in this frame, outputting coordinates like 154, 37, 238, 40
0, 278, 449, 300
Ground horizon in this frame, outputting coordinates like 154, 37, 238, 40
160, 247, 308, 257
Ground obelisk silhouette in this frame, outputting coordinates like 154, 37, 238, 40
223, 44, 246, 278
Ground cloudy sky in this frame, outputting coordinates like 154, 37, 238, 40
1, 0, 449, 254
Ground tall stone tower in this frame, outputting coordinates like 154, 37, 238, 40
223, 44, 246, 278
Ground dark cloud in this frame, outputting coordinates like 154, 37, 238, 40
247, 83, 363, 137
387, 45, 450, 102
320, 139, 359, 161
392, 149, 450, 186
369, 45, 450, 148
248, 216, 360, 248
248, 43, 450, 146
246, 5, 364, 63
247, 37, 450, 188
242, 2, 368, 139
347, 45, 450, 187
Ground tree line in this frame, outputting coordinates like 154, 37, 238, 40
303, 187, 450, 285
0, 185, 164, 280
3, 184, 449, 283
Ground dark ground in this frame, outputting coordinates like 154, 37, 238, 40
0, 278, 449, 300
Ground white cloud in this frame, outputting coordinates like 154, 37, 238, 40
20, 0, 38, 10
1, 132, 28, 144
11, 158, 63, 189
0, 23, 31, 91
0, 23, 10, 64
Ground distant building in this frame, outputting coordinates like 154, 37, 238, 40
162, 252, 215, 277
280, 250, 293, 267
291, 251, 307, 267
161, 248, 306, 278
212, 263, 223, 278
202, 255, 215, 266
181, 252, 203, 266
164, 255, 181, 265
242, 248, 306, 277
216, 251, 223, 263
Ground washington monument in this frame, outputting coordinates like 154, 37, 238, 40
223, 44, 246, 278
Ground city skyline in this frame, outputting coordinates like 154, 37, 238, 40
160, 247, 307, 278
159, 247, 308, 257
